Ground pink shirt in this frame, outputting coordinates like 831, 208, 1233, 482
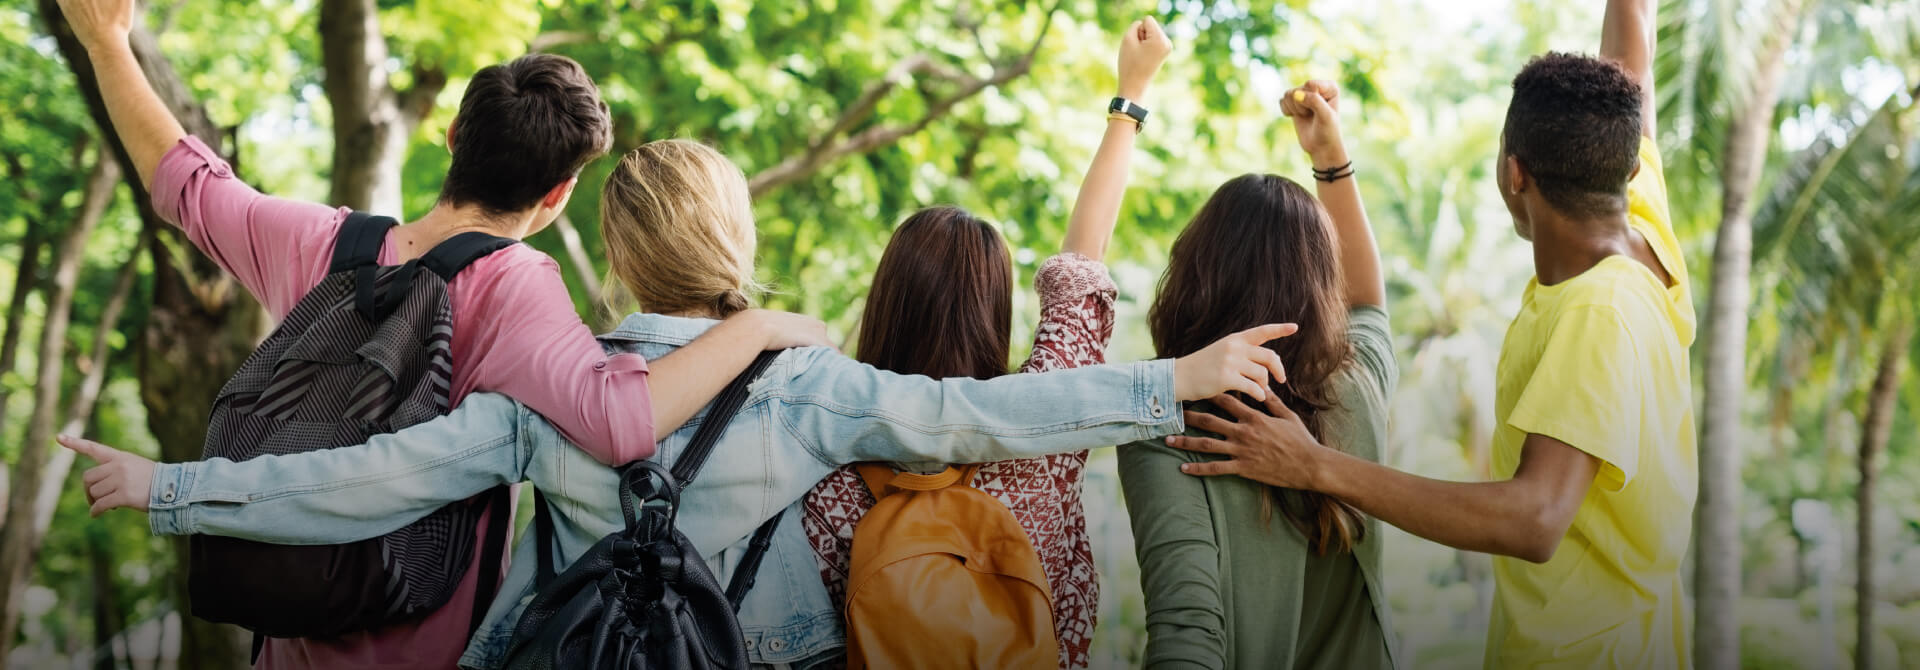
151, 137, 656, 669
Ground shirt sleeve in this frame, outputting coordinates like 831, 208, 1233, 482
1117, 438, 1228, 670
1345, 305, 1398, 401
1628, 136, 1687, 293
148, 136, 349, 317
454, 250, 656, 466
1019, 252, 1118, 374
1504, 305, 1645, 492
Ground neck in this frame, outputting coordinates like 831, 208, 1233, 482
1527, 208, 1636, 286
391, 203, 538, 261
662, 309, 723, 320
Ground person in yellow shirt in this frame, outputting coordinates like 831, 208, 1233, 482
1154, 0, 1698, 668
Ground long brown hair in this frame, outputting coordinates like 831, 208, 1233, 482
855, 206, 1013, 380
1148, 174, 1366, 555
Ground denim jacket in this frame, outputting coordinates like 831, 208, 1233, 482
146, 313, 1184, 669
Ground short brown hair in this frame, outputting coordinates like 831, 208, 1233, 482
1150, 174, 1365, 555
440, 54, 614, 214
855, 206, 1013, 381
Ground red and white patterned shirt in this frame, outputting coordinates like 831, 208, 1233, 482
800, 252, 1117, 669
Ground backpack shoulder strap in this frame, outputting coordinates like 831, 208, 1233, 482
328, 211, 398, 273
420, 231, 517, 283
724, 510, 784, 612
668, 350, 781, 486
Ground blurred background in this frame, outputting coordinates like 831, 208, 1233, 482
2, 0, 1917, 668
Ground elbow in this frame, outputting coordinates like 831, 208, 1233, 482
1506, 509, 1572, 564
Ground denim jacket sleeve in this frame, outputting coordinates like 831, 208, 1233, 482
147, 392, 533, 543
770, 350, 1183, 468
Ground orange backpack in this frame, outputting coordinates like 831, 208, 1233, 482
843, 463, 1059, 670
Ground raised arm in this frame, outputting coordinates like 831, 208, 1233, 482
1281, 82, 1384, 307
1601, 0, 1657, 138
56, 0, 185, 189
1060, 17, 1172, 261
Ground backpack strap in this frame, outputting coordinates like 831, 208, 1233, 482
532, 489, 558, 589
420, 231, 517, 283
666, 350, 781, 487
724, 510, 784, 612
857, 463, 978, 498
328, 211, 398, 273
468, 486, 513, 636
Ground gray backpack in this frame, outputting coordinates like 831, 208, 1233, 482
189, 212, 515, 648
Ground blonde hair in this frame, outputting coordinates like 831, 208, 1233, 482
599, 139, 763, 317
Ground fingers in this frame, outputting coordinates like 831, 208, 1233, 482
1209, 393, 1265, 423
1166, 434, 1237, 456
1142, 16, 1169, 46
58, 433, 115, 464
87, 475, 116, 501
1238, 322, 1300, 345
1179, 459, 1243, 477
1126, 18, 1143, 42
1305, 80, 1339, 104
1302, 87, 1337, 118
1250, 346, 1288, 386
1262, 388, 1298, 420
1232, 360, 1269, 401
1181, 409, 1241, 438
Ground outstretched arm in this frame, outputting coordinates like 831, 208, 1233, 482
1060, 17, 1172, 261
1168, 394, 1598, 563
1601, 0, 1657, 138
1282, 82, 1383, 307
56, 0, 186, 190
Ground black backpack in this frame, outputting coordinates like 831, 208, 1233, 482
190, 212, 516, 645
504, 351, 785, 670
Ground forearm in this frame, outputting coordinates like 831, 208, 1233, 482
647, 315, 778, 442
1309, 448, 1560, 562
147, 394, 529, 543
1307, 143, 1384, 307
1060, 118, 1140, 261
1601, 0, 1657, 137
84, 39, 185, 190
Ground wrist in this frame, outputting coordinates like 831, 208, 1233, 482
1308, 146, 1351, 171
1116, 85, 1148, 102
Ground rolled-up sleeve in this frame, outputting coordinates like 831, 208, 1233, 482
453, 250, 656, 466
148, 137, 348, 317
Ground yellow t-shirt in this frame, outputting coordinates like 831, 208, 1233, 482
1484, 136, 1698, 670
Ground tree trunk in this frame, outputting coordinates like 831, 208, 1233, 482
29, 237, 144, 546
0, 223, 46, 442
1693, 3, 1803, 667
549, 213, 605, 321
1855, 323, 1910, 670
37, 6, 261, 668
90, 525, 125, 670
0, 157, 117, 660
320, 0, 443, 214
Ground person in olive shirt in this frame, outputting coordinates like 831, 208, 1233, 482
1118, 78, 1399, 670
1167, 1, 1698, 668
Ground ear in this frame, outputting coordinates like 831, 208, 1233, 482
541, 176, 578, 211
1502, 155, 1530, 196
1627, 157, 1642, 182
445, 117, 459, 153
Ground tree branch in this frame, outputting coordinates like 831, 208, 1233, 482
745, 1, 1062, 199
530, 30, 594, 52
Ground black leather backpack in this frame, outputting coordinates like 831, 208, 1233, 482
504, 351, 784, 670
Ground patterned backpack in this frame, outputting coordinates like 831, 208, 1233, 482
189, 212, 515, 646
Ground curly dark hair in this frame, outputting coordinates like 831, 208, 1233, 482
1503, 52, 1644, 219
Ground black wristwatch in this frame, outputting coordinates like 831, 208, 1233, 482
1109, 97, 1149, 127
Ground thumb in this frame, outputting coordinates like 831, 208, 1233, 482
1142, 16, 1165, 42
1240, 322, 1300, 345
1303, 89, 1336, 118
1126, 19, 1144, 43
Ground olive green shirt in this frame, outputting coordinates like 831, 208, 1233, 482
1120, 305, 1400, 670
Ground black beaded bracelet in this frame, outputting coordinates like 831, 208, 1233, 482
1313, 167, 1355, 183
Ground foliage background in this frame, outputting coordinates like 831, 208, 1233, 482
1, 0, 1917, 668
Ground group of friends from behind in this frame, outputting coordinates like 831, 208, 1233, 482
52, 0, 1697, 667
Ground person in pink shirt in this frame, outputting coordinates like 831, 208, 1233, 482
55, 0, 829, 667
